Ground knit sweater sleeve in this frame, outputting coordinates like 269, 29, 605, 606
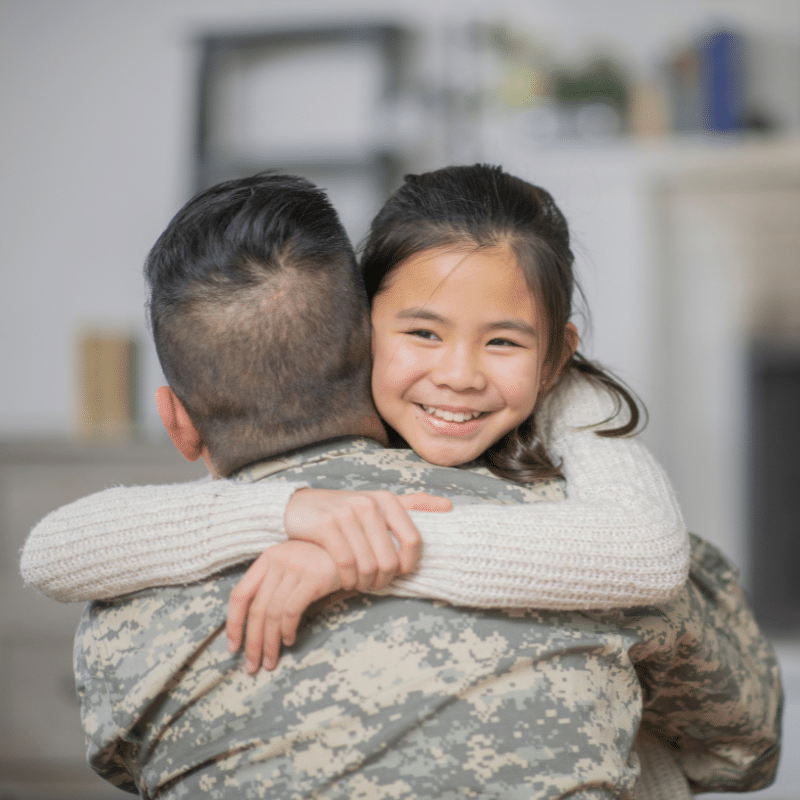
21, 376, 688, 609
20, 478, 306, 602
387, 374, 690, 609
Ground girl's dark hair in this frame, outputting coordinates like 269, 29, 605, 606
360, 163, 643, 483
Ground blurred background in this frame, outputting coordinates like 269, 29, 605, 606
1, 0, 798, 797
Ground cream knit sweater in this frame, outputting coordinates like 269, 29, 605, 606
20, 374, 689, 607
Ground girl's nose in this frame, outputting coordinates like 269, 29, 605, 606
430, 345, 487, 392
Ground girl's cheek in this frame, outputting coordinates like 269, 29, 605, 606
372, 338, 412, 395
395, 346, 430, 380
377, 337, 414, 371
496, 356, 538, 400
370, 334, 395, 368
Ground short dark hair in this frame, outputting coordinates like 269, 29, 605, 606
361, 164, 643, 483
146, 173, 374, 476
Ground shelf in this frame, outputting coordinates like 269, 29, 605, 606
193, 22, 411, 198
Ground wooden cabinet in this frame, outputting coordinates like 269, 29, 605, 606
0, 439, 205, 798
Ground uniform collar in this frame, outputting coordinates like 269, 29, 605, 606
229, 436, 384, 484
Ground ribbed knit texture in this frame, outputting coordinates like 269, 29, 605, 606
20, 479, 303, 601
20, 374, 689, 606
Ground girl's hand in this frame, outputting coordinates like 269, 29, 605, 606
283, 488, 452, 591
227, 541, 341, 672
227, 489, 452, 671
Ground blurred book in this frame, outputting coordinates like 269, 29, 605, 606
78, 331, 140, 440
666, 27, 746, 134
666, 45, 703, 133
699, 29, 745, 132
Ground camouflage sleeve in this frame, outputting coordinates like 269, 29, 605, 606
628, 534, 782, 794
73, 605, 139, 794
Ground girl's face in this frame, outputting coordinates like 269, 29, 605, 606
371, 244, 572, 467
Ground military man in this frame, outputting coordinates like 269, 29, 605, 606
73, 173, 780, 799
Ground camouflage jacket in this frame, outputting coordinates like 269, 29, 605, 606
74, 437, 781, 799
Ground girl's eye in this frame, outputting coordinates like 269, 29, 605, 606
408, 329, 440, 341
488, 337, 521, 348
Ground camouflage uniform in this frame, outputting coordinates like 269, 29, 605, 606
74, 437, 781, 799
613, 533, 782, 794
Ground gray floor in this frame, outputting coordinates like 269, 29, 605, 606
704, 639, 800, 800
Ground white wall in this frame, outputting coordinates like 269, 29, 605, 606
2, 0, 799, 439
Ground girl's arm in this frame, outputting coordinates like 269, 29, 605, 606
393, 373, 690, 609
22, 374, 688, 608
20, 479, 305, 602
20, 477, 439, 602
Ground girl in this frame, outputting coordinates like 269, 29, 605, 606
21, 164, 688, 662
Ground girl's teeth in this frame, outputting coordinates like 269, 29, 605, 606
422, 406, 482, 423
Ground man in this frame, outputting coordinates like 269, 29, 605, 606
73, 173, 780, 799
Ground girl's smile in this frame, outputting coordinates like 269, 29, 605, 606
420, 405, 486, 423
417, 403, 490, 435
370, 244, 557, 467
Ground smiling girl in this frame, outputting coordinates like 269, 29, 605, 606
21, 165, 688, 664
369, 244, 576, 468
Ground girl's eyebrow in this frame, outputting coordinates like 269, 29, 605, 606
487, 319, 538, 338
396, 307, 443, 322
396, 307, 537, 338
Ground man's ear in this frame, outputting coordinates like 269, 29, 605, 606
155, 386, 204, 462
542, 322, 580, 393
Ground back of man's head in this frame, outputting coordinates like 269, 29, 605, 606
146, 173, 375, 476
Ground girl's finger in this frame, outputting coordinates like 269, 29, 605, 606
350, 499, 399, 590
242, 562, 283, 673
263, 567, 312, 670
397, 492, 453, 513
317, 518, 358, 590
261, 571, 303, 670
227, 552, 271, 652
377, 494, 424, 574
280, 578, 319, 648
332, 504, 378, 590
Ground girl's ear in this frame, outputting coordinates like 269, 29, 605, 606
155, 386, 204, 462
542, 323, 580, 392
563, 322, 579, 364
